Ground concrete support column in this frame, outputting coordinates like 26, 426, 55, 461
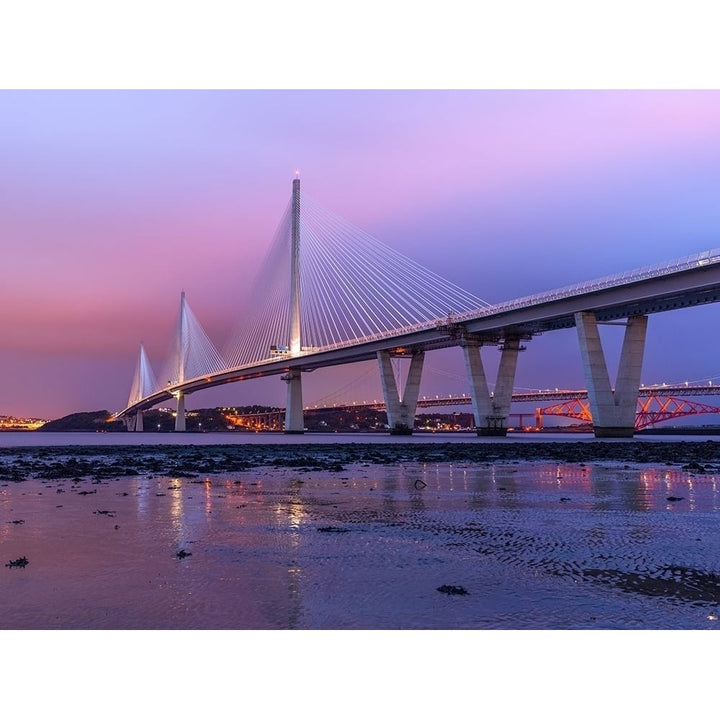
135, 410, 144, 432
575, 312, 647, 438
175, 392, 186, 432
284, 369, 304, 433
462, 340, 492, 429
491, 337, 522, 432
377, 350, 425, 435
615, 314, 649, 426
463, 338, 523, 436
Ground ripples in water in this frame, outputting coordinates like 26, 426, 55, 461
1, 461, 719, 628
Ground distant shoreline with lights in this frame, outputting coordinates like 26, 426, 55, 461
3, 407, 720, 436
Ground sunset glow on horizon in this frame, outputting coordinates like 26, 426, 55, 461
3, 90, 720, 419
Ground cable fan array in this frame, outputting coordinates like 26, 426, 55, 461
159, 292, 226, 387
127, 190, 492, 406
223, 193, 491, 369
127, 343, 159, 407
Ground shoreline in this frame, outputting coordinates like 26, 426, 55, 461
2, 440, 720, 481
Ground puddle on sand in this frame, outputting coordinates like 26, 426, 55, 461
1, 461, 720, 629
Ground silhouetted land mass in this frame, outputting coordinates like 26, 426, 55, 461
2, 441, 720, 483
36, 406, 720, 436
37, 411, 125, 432
37, 406, 477, 433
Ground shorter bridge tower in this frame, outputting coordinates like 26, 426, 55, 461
126, 342, 157, 432
285, 175, 305, 433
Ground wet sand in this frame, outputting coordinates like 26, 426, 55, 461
3, 440, 720, 480
2, 442, 720, 629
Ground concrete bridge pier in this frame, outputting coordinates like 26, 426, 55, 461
378, 349, 425, 435
123, 416, 132, 431
174, 391, 186, 432
123, 413, 143, 432
463, 337, 523, 436
575, 311, 648, 438
283, 369, 304, 433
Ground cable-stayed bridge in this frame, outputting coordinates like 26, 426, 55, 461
116, 177, 720, 438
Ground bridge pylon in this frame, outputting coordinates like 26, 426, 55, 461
127, 342, 157, 432
174, 291, 190, 431
575, 312, 647, 438
463, 336, 524, 436
378, 349, 425, 434
284, 176, 305, 433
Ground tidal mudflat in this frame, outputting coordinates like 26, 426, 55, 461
2, 442, 720, 629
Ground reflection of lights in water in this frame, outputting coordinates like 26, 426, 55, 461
273, 496, 307, 531
169, 480, 184, 535
204, 478, 212, 516
287, 501, 305, 530
133, 476, 151, 517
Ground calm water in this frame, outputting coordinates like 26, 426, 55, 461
2, 457, 719, 629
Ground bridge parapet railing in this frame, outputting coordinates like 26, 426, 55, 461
449, 248, 720, 322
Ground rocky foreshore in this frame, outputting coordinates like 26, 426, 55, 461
2, 441, 720, 482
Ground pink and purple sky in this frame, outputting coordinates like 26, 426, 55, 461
3, 90, 720, 419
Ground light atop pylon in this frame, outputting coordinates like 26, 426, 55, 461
295, 170, 300, 178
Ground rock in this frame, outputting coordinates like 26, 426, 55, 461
176, 549, 192, 559
317, 526, 349, 533
5, 556, 29, 568
667, 496, 684, 502
437, 584, 468, 595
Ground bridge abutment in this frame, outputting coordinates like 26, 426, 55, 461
575, 311, 647, 438
464, 337, 523, 437
284, 369, 304, 433
378, 350, 425, 434
135, 411, 143, 432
